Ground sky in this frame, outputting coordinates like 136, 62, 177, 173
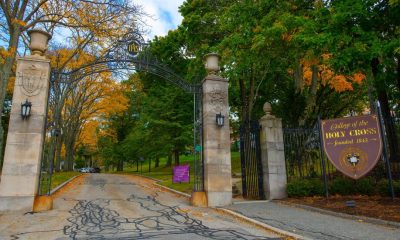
134, 0, 185, 40
3, 0, 185, 50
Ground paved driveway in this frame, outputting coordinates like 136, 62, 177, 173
226, 201, 400, 240
0, 174, 280, 239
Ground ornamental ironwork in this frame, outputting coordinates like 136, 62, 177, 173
50, 35, 202, 94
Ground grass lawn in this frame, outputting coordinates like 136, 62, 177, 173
51, 171, 81, 190
231, 151, 241, 175
111, 152, 242, 194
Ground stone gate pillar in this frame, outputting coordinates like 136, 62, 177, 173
259, 102, 287, 199
202, 53, 232, 207
0, 30, 52, 212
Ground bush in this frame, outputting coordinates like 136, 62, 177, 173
355, 177, 375, 196
377, 179, 400, 197
288, 177, 399, 197
287, 178, 325, 197
329, 178, 355, 195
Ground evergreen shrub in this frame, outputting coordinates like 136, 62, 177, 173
287, 178, 324, 197
287, 177, 399, 197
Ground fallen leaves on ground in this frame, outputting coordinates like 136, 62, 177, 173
284, 196, 400, 222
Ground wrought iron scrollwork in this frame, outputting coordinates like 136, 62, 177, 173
50, 37, 201, 94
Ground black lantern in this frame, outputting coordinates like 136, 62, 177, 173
216, 112, 225, 127
21, 99, 32, 119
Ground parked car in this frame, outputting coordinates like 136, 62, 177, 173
78, 167, 101, 173
79, 167, 89, 173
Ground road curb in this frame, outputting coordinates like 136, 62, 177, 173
116, 173, 191, 198
121, 175, 313, 238
153, 183, 191, 198
276, 200, 400, 229
49, 174, 83, 195
131, 173, 163, 183
152, 183, 307, 239
215, 208, 310, 240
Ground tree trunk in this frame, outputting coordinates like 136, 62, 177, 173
396, 56, 400, 92
0, 26, 21, 164
148, 158, 151, 172
65, 145, 75, 171
294, 62, 304, 93
299, 65, 318, 126
174, 150, 180, 166
50, 102, 64, 171
117, 158, 123, 171
64, 134, 76, 171
372, 58, 399, 162
378, 90, 400, 162
166, 154, 172, 167
239, 77, 249, 122
55, 135, 63, 172
367, 69, 377, 114
155, 156, 159, 168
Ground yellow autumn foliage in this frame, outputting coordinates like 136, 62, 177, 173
7, 77, 15, 93
79, 120, 100, 150
0, 47, 16, 65
72, 73, 129, 151
11, 18, 26, 27
49, 48, 96, 70
50, 48, 129, 153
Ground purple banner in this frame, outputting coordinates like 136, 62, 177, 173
173, 165, 190, 183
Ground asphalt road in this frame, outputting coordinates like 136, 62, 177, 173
227, 201, 400, 240
0, 174, 281, 239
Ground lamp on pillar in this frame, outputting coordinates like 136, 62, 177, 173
216, 112, 225, 127
204, 53, 221, 74
21, 99, 32, 119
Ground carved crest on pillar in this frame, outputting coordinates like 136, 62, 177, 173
209, 88, 227, 112
17, 64, 45, 97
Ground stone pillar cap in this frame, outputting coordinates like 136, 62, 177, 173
27, 29, 52, 57
203, 52, 221, 60
27, 29, 52, 40
263, 102, 272, 114
204, 53, 221, 75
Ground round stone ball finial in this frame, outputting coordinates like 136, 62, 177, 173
204, 53, 221, 74
27, 29, 52, 56
263, 102, 272, 115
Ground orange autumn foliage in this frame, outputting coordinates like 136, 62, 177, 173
301, 57, 366, 92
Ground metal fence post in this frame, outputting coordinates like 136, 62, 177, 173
376, 101, 395, 200
318, 116, 329, 198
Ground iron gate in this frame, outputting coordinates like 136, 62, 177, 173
37, 35, 205, 195
239, 120, 265, 199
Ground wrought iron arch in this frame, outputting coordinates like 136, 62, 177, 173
50, 41, 202, 93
